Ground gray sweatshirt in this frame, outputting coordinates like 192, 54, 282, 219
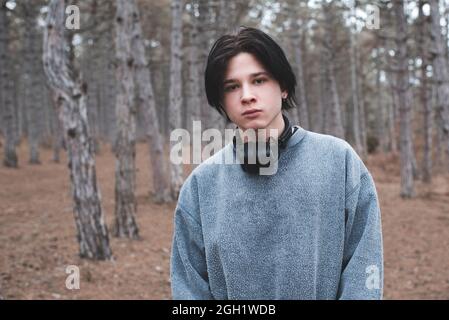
170, 126, 383, 300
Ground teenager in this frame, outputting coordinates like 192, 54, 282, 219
170, 26, 383, 300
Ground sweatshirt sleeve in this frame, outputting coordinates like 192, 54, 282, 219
170, 175, 213, 300
337, 170, 384, 300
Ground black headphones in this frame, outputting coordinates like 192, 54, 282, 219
232, 113, 297, 175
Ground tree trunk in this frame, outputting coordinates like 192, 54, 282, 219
316, 47, 327, 133
23, 3, 42, 164
322, 3, 345, 139
51, 90, 64, 163
375, 50, 387, 153
0, 2, 18, 168
113, 0, 140, 239
169, 0, 184, 199
419, 1, 433, 183
430, 0, 449, 172
198, 0, 213, 128
43, 0, 113, 260
206, 1, 226, 134
435, 88, 446, 168
349, 19, 364, 156
186, 0, 204, 169
130, 0, 172, 203
393, 0, 415, 198
95, 1, 116, 144
357, 43, 368, 158
386, 61, 398, 153
84, 0, 101, 154
290, 5, 310, 129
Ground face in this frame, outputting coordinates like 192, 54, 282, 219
221, 52, 287, 138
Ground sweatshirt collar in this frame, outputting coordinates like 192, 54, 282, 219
285, 125, 307, 149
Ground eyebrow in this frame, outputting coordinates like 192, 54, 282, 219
223, 72, 270, 85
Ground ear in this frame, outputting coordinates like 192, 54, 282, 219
281, 90, 288, 99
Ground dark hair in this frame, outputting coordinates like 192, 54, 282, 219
204, 26, 297, 120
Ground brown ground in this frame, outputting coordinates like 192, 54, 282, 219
0, 141, 448, 299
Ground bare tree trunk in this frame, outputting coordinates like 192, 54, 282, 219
0, 2, 18, 168
375, 50, 387, 153
40, 84, 53, 147
169, 0, 184, 199
357, 45, 368, 158
349, 19, 363, 156
186, 0, 203, 168
113, 0, 140, 239
290, 5, 310, 129
393, 0, 415, 198
435, 88, 446, 168
206, 1, 226, 133
430, 0, 449, 171
386, 62, 398, 153
130, 0, 172, 203
419, 1, 433, 183
84, 1, 101, 154
316, 47, 327, 133
51, 90, 63, 163
198, 0, 213, 128
23, 3, 42, 164
43, 0, 113, 260
216, 0, 231, 35
322, 3, 345, 139
94, 1, 116, 144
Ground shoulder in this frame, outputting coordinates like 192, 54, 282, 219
302, 130, 369, 191
302, 130, 363, 168
304, 130, 356, 156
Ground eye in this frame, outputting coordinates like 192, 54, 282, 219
224, 84, 238, 92
254, 78, 267, 85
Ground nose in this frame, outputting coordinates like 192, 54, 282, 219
240, 83, 256, 105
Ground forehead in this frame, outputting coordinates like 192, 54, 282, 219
224, 52, 267, 80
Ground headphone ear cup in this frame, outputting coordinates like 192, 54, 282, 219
233, 114, 295, 175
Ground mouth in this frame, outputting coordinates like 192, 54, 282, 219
242, 109, 262, 118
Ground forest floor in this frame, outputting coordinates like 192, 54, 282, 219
0, 140, 448, 299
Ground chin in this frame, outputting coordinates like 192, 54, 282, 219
239, 119, 268, 130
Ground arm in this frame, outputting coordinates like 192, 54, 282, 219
170, 204, 214, 299
338, 172, 384, 300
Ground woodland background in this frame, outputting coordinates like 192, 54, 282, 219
0, 0, 448, 299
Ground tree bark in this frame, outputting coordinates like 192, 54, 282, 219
0, 2, 18, 168
349, 15, 363, 156
322, 3, 345, 139
113, 0, 140, 239
186, 0, 204, 169
169, 0, 185, 199
84, 0, 101, 154
357, 43, 368, 158
43, 0, 113, 259
290, 4, 310, 129
130, 0, 172, 203
430, 0, 449, 171
419, 0, 433, 183
51, 90, 64, 163
393, 0, 415, 198
386, 58, 398, 153
375, 50, 387, 153
23, 2, 42, 164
